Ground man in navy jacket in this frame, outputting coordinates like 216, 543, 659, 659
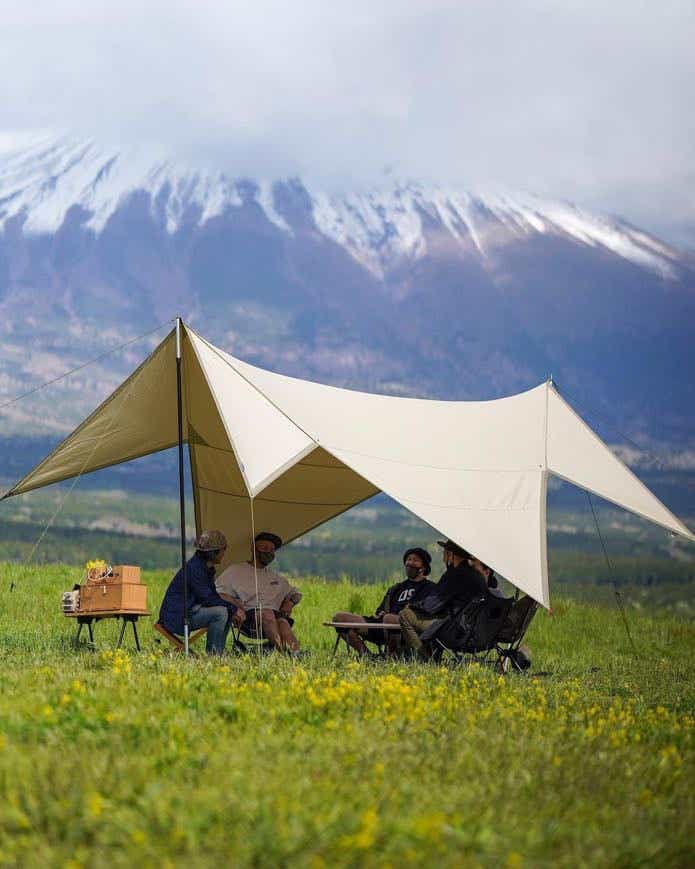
159, 530, 245, 654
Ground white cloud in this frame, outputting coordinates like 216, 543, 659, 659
0, 1, 693, 232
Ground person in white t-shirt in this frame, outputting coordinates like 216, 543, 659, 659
215, 531, 303, 654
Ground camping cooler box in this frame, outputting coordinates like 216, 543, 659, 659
79, 565, 147, 613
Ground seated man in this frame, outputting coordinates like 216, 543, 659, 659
333, 547, 435, 656
399, 538, 488, 658
158, 530, 245, 655
469, 555, 499, 591
215, 531, 303, 655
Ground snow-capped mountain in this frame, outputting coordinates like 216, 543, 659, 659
1, 133, 694, 448
0, 134, 682, 278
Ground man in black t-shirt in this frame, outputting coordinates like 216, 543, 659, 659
332, 548, 434, 656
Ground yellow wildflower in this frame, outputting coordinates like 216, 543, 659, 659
86, 792, 104, 818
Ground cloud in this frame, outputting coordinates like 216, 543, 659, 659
1, 1, 693, 232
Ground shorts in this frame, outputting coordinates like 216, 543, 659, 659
241, 608, 294, 639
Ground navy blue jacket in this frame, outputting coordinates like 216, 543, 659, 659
159, 553, 239, 635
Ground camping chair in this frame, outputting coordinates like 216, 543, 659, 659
230, 611, 272, 655
153, 622, 208, 656
430, 592, 510, 663
425, 590, 534, 670
492, 594, 539, 672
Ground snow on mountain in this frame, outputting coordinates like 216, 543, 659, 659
0, 133, 681, 279
309, 185, 681, 278
1, 132, 694, 449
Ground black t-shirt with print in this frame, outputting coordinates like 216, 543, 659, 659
375, 578, 436, 616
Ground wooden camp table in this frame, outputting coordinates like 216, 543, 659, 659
323, 620, 403, 656
65, 610, 150, 651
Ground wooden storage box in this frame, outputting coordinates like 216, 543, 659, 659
79, 582, 147, 613
111, 565, 141, 583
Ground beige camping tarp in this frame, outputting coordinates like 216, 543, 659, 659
3, 322, 692, 607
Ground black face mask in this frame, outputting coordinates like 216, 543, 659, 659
255, 549, 275, 566
405, 565, 422, 579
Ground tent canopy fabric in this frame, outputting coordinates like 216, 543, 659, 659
3, 323, 693, 608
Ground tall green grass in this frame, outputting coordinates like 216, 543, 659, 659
0, 563, 692, 867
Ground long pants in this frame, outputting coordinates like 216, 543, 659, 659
189, 604, 231, 655
399, 606, 438, 652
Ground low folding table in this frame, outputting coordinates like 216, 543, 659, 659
65, 610, 151, 651
323, 620, 403, 656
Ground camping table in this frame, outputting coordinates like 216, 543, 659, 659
65, 610, 150, 651
323, 620, 403, 655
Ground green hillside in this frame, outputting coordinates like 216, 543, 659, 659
1, 487, 693, 616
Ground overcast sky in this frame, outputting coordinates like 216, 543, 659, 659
1, 0, 693, 241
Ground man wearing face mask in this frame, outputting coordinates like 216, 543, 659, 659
332, 547, 434, 656
215, 532, 303, 654
399, 539, 488, 657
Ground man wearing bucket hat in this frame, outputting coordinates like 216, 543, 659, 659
159, 529, 245, 654
399, 539, 488, 657
332, 547, 435, 656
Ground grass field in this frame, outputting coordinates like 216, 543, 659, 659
0, 563, 693, 867
1, 487, 693, 621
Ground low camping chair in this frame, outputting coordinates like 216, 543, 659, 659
153, 622, 208, 657
230, 611, 272, 655
425, 591, 516, 667
492, 594, 539, 672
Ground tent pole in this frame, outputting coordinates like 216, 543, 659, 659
176, 317, 189, 657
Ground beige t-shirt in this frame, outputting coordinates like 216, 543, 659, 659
215, 562, 302, 611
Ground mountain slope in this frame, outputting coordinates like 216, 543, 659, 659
0, 133, 693, 448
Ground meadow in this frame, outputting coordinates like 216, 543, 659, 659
0, 562, 692, 867
1, 485, 693, 615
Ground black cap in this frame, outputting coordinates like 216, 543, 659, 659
437, 539, 470, 559
402, 547, 432, 575
255, 531, 282, 549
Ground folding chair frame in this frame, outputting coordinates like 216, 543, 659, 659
493, 598, 539, 672
230, 619, 272, 655
430, 595, 538, 673
153, 622, 208, 656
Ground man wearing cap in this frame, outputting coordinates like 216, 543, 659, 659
332, 547, 435, 656
216, 532, 303, 654
158, 530, 245, 655
399, 539, 488, 657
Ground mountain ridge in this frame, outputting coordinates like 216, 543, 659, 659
1, 133, 686, 279
1, 133, 693, 449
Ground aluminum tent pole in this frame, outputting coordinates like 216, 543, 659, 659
175, 317, 189, 656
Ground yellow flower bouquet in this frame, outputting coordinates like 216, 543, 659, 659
84, 559, 112, 583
